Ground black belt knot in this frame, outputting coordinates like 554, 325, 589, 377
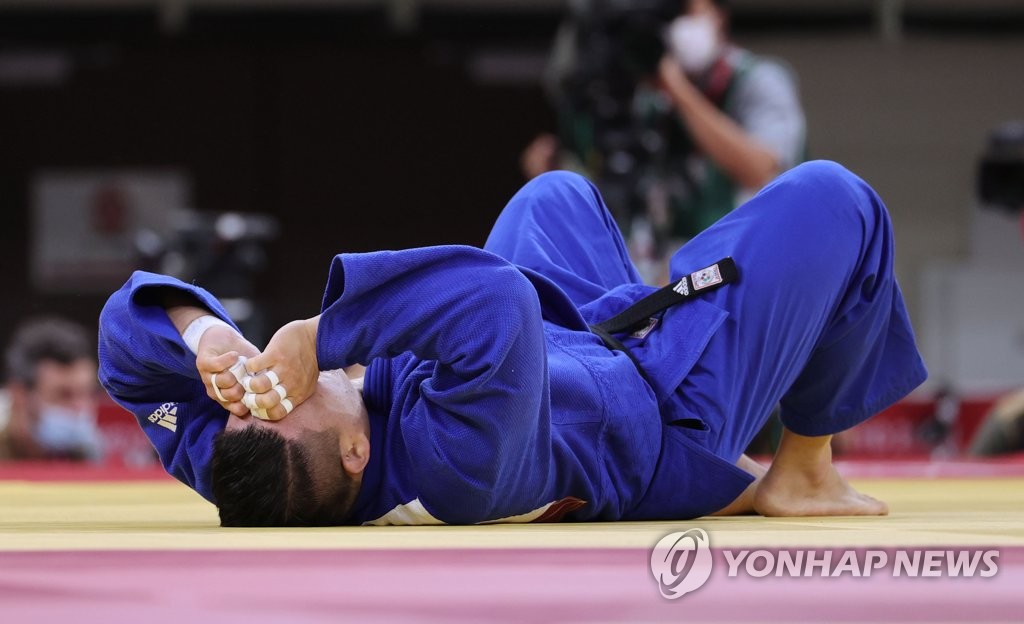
589, 257, 739, 388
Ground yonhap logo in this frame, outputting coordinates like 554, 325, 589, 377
650, 528, 713, 599
648, 531, 1001, 599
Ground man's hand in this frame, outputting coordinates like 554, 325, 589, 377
196, 325, 261, 417
520, 133, 560, 180
655, 54, 779, 189
657, 54, 692, 101
242, 317, 321, 421
164, 297, 263, 417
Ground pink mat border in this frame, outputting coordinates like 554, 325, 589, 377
1, 547, 1019, 623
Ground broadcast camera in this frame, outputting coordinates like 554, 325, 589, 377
978, 120, 1024, 214
558, 0, 680, 225
134, 211, 279, 342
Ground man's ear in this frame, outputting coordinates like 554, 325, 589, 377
341, 434, 370, 476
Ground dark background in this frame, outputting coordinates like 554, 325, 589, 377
0, 9, 564, 341
2, 2, 1022, 352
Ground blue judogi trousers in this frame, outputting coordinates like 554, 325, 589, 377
486, 160, 928, 466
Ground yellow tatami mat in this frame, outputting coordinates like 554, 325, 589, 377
3, 477, 1022, 551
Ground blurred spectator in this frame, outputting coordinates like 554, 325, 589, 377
969, 390, 1024, 456
969, 123, 1024, 456
525, 0, 806, 282
0, 318, 103, 462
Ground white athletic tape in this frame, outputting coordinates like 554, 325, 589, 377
229, 356, 249, 384
280, 398, 294, 415
211, 374, 228, 403
242, 392, 258, 411
253, 407, 270, 421
264, 370, 280, 388
272, 384, 287, 401
182, 315, 233, 355
242, 375, 255, 393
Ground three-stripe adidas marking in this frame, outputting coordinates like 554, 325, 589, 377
148, 402, 178, 432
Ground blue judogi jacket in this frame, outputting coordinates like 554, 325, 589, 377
99, 164, 927, 525
98, 248, 749, 525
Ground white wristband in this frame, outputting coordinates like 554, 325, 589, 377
182, 315, 233, 355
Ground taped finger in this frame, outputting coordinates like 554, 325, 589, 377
252, 407, 270, 421
210, 374, 228, 403
272, 384, 287, 401
281, 398, 294, 415
264, 370, 280, 388
242, 392, 258, 411
229, 356, 249, 384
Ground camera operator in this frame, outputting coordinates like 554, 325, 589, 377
524, 0, 806, 283
968, 120, 1024, 457
657, 0, 805, 216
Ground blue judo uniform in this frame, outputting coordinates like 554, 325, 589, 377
98, 160, 927, 524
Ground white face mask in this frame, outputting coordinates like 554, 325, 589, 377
34, 404, 104, 460
666, 14, 722, 75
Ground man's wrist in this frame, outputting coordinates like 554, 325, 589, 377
165, 304, 211, 335
668, 77, 701, 114
304, 315, 321, 354
305, 315, 320, 334
181, 315, 233, 355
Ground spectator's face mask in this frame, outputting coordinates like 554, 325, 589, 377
666, 14, 722, 75
33, 403, 103, 460
26, 359, 103, 460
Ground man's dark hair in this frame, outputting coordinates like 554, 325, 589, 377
211, 427, 358, 527
5, 317, 94, 386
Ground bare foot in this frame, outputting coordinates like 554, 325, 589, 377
712, 455, 768, 516
754, 459, 888, 517
753, 430, 888, 517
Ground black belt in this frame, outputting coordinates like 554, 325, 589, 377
589, 257, 739, 388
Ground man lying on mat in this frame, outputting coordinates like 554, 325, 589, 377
98, 161, 927, 527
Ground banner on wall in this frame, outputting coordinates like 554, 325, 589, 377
30, 169, 192, 293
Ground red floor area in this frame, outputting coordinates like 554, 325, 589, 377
835, 455, 1024, 478
0, 461, 170, 482
0, 547, 1019, 622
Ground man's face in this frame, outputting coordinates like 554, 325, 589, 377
668, 0, 728, 75
28, 359, 98, 417
224, 369, 371, 480
8, 358, 102, 459
685, 0, 722, 20
683, 0, 726, 35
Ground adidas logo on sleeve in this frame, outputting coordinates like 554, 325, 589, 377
147, 403, 179, 433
